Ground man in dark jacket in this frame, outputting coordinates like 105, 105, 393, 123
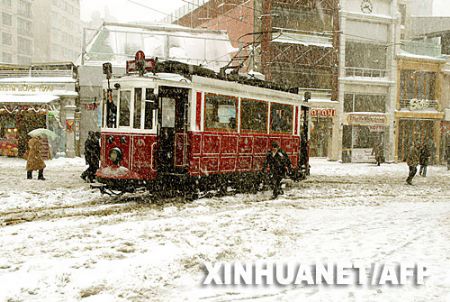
406, 142, 420, 185
419, 142, 431, 177
262, 141, 292, 198
81, 131, 101, 183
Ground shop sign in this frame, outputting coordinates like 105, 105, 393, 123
352, 148, 373, 163
408, 99, 436, 111
310, 108, 336, 117
0, 84, 53, 92
0, 104, 48, 113
369, 125, 385, 132
347, 114, 387, 125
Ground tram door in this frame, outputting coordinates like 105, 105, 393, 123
157, 86, 189, 173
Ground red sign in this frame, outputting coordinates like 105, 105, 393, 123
135, 50, 145, 61
310, 108, 336, 117
126, 58, 156, 74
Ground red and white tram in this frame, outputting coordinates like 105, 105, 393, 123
96, 52, 310, 197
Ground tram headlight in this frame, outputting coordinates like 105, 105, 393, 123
109, 147, 122, 165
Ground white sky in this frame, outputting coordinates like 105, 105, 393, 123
80, 0, 185, 22
80, 0, 450, 23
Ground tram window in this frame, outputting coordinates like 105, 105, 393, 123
241, 99, 268, 132
144, 88, 154, 130
270, 103, 293, 133
205, 94, 236, 131
161, 97, 175, 128
119, 90, 131, 127
105, 89, 118, 128
133, 88, 142, 129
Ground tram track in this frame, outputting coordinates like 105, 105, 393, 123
1, 174, 448, 227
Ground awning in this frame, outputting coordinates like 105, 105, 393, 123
0, 94, 60, 104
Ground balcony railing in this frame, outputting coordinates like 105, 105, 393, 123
345, 67, 387, 78
399, 99, 440, 111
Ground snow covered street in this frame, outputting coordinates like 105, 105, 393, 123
0, 158, 449, 301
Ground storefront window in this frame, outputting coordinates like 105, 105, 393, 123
270, 103, 293, 133
205, 94, 237, 131
352, 126, 383, 149
241, 99, 267, 133
119, 90, 131, 127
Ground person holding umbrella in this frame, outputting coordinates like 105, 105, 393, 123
26, 129, 57, 180
26, 135, 46, 180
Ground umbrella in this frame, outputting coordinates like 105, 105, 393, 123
28, 128, 58, 140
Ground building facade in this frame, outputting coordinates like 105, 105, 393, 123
337, 0, 400, 163
0, 0, 34, 64
169, 0, 341, 160
395, 54, 445, 163
0, 63, 80, 158
32, 0, 82, 63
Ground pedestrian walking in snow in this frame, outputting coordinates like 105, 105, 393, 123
406, 142, 420, 185
419, 141, 431, 177
26, 136, 46, 180
262, 141, 292, 198
81, 131, 101, 183
372, 141, 384, 166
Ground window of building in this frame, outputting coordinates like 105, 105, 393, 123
17, 55, 31, 64
400, 70, 436, 101
17, 37, 32, 55
352, 126, 383, 149
2, 32, 12, 45
399, 4, 406, 26
2, 0, 11, 8
2, 52, 12, 62
17, 18, 32, 36
241, 99, 268, 133
345, 42, 387, 73
205, 94, 237, 131
2, 13, 12, 26
270, 103, 293, 133
18, 0, 32, 18
344, 94, 386, 113
119, 90, 131, 127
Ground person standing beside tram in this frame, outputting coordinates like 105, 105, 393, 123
262, 141, 292, 198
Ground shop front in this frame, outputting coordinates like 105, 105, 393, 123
309, 108, 336, 158
395, 111, 444, 163
0, 79, 79, 158
342, 113, 388, 163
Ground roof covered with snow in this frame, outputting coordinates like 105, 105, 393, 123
397, 49, 446, 62
80, 22, 237, 73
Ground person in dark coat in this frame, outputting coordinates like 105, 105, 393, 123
262, 141, 292, 198
26, 136, 46, 180
371, 141, 384, 166
406, 142, 420, 185
81, 131, 101, 183
419, 142, 431, 177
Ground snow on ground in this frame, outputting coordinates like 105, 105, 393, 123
0, 157, 449, 301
